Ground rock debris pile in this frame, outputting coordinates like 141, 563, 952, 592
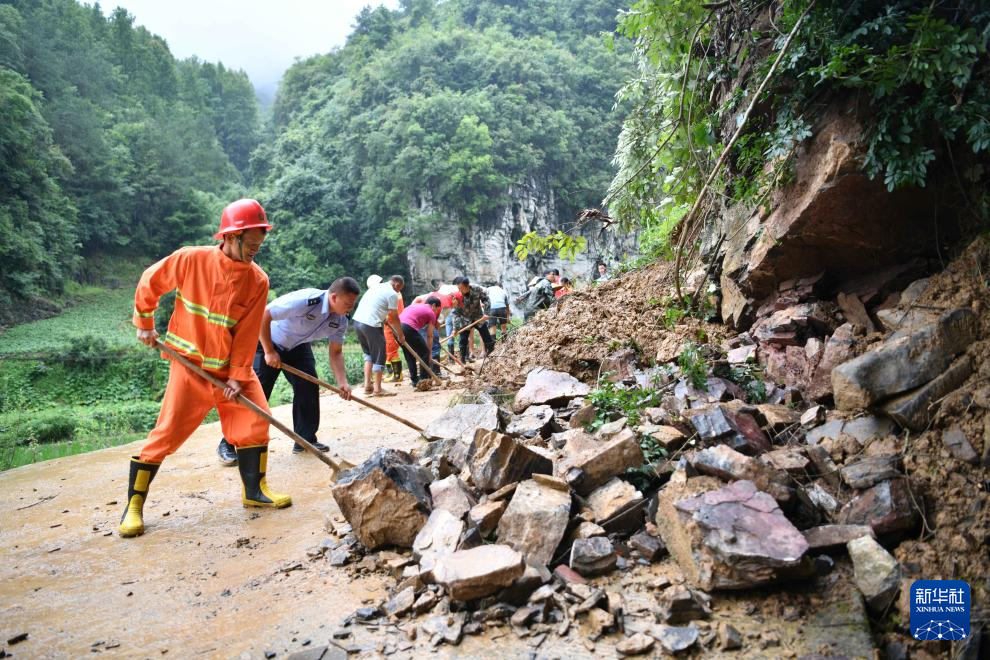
295, 239, 989, 658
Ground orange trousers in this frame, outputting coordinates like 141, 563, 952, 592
139, 360, 270, 463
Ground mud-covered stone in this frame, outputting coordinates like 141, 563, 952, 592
840, 455, 902, 489
848, 535, 900, 612
881, 355, 972, 431
468, 429, 552, 493
832, 308, 977, 409
754, 404, 801, 433
942, 425, 979, 464
430, 545, 525, 602
331, 448, 433, 550
429, 475, 476, 519
760, 448, 810, 476
496, 479, 571, 567
570, 536, 617, 577
837, 479, 918, 536
512, 368, 590, 413
657, 479, 811, 590
616, 632, 655, 656
423, 403, 502, 443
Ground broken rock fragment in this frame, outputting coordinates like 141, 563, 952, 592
570, 536, 617, 577
658, 479, 812, 590
586, 477, 644, 533
513, 367, 590, 413
690, 445, 792, 504
423, 402, 502, 443
429, 475, 476, 519
412, 508, 464, 568
802, 525, 875, 552
555, 428, 644, 495
331, 448, 433, 550
848, 535, 901, 612
430, 545, 525, 602
468, 429, 552, 493
467, 500, 506, 536
832, 308, 976, 409
837, 478, 918, 536
506, 404, 556, 438
496, 478, 571, 567
616, 632, 655, 656
839, 455, 902, 489
655, 624, 699, 653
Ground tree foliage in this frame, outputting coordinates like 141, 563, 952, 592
257, 0, 633, 292
606, 0, 990, 261
0, 0, 259, 311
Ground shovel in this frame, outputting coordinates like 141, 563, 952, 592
154, 340, 355, 477
385, 321, 442, 385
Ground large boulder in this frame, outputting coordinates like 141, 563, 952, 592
496, 479, 571, 567
468, 429, 553, 493
720, 107, 937, 320
657, 479, 811, 591
331, 448, 433, 550
512, 368, 590, 413
506, 404, 557, 439
832, 308, 976, 410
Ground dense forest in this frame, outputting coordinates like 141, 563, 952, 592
0, 0, 633, 319
0, 0, 260, 316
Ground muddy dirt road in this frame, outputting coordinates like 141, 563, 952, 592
0, 383, 459, 658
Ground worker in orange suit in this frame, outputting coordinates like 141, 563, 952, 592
383, 281, 405, 383
119, 198, 291, 538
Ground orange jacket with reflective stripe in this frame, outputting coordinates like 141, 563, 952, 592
132, 246, 269, 381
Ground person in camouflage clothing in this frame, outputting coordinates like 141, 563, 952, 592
452, 276, 494, 361
519, 269, 557, 321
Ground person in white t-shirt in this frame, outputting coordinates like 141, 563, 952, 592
486, 281, 510, 340
351, 275, 404, 396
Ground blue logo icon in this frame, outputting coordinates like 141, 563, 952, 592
910, 580, 970, 641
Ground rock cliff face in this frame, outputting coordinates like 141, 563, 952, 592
406, 176, 635, 306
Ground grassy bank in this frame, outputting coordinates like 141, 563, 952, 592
0, 284, 363, 472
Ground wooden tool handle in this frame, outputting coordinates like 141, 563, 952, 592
154, 340, 344, 471
278, 363, 424, 434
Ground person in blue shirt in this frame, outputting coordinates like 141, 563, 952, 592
216, 277, 361, 465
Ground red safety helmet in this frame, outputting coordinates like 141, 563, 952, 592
214, 199, 272, 239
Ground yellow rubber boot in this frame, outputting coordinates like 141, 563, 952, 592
236, 445, 292, 508
119, 457, 160, 537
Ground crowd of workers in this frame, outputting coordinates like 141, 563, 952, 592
120, 199, 611, 538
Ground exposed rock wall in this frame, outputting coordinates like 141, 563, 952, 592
406, 176, 636, 305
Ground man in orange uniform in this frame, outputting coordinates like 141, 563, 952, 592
383, 282, 405, 383
120, 198, 291, 538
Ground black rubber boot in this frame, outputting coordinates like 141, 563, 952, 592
217, 438, 238, 466
236, 445, 291, 508
119, 457, 160, 537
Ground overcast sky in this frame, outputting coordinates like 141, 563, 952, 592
103, 1, 400, 95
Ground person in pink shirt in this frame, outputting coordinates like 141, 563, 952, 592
398, 297, 442, 386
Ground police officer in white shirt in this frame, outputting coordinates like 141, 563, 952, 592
216, 277, 360, 465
